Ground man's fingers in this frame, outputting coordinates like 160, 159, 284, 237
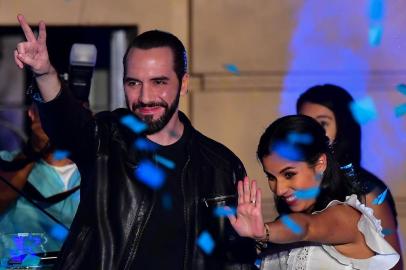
37, 21, 47, 44
17, 14, 36, 42
14, 50, 24, 69
16, 53, 36, 68
16, 43, 25, 55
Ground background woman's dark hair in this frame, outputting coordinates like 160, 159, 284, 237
296, 84, 361, 166
257, 115, 361, 215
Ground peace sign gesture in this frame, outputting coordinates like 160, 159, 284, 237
14, 14, 51, 76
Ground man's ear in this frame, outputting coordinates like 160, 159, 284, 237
180, 73, 189, 96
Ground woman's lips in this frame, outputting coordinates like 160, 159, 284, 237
284, 195, 298, 206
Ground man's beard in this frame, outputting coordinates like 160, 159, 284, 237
128, 90, 181, 135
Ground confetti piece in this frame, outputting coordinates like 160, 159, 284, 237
197, 231, 215, 254
120, 115, 147, 134
294, 187, 320, 200
369, 0, 385, 21
372, 188, 388, 205
135, 160, 165, 189
154, 155, 175, 169
395, 103, 406, 118
254, 258, 262, 268
224, 64, 240, 75
133, 138, 158, 151
162, 193, 172, 210
368, 25, 383, 47
287, 132, 313, 145
53, 150, 70, 160
213, 206, 236, 217
280, 215, 303, 234
50, 224, 69, 241
396, 84, 406, 96
272, 142, 303, 161
21, 254, 41, 267
349, 97, 377, 125
382, 228, 393, 236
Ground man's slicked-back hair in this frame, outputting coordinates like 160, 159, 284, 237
122, 30, 188, 82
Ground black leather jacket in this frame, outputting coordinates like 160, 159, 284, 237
38, 89, 256, 270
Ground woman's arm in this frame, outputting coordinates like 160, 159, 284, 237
228, 177, 362, 246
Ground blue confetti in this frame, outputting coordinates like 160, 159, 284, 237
254, 258, 262, 268
394, 103, 406, 118
396, 84, 406, 96
369, 0, 385, 21
382, 228, 393, 236
49, 224, 69, 241
372, 188, 388, 205
154, 155, 175, 169
21, 254, 41, 267
368, 25, 383, 47
280, 215, 303, 234
224, 64, 240, 75
120, 115, 147, 134
53, 150, 70, 160
162, 193, 172, 210
213, 206, 236, 217
287, 132, 313, 145
294, 187, 320, 200
135, 160, 165, 189
133, 138, 158, 151
349, 97, 377, 125
272, 142, 303, 161
197, 231, 215, 254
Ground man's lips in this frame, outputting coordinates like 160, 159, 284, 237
137, 106, 163, 114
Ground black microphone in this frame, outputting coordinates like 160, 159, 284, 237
69, 43, 97, 104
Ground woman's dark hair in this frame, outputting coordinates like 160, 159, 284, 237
296, 84, 361, 166
257, 115, 361, 214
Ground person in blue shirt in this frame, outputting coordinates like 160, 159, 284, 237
0, 101, 81, 261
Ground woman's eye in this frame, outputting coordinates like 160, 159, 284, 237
284, 172, 295, 179
319, 121, 329, 128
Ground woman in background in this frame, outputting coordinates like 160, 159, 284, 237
296, 84, 402, 269
228, 115, 399, 269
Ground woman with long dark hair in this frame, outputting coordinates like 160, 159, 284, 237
229, 115, 399, 269
296, 84, 402, 269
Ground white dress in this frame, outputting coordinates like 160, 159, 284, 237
261, 194, 400, 270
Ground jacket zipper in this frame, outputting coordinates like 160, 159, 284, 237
202, 194, 236, 208
182, 156, 191, 270
124, 191, 157, 270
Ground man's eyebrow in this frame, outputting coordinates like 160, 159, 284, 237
151, 76, 170, 81
123, 76, 139, 83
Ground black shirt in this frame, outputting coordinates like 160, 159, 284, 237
133, 125, 190, 269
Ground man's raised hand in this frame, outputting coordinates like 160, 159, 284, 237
14, 14, 51, 76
